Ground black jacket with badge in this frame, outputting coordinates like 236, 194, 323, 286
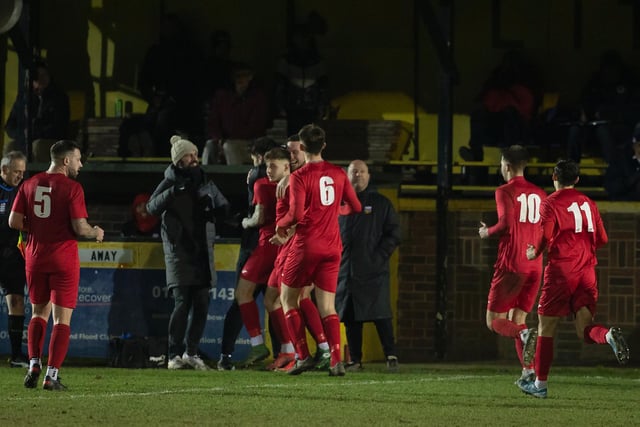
147, 165, 229, 288
335, 187, 401, 322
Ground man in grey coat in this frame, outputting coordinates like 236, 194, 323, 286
147, 135, 229, 370
336, 160, 401, 372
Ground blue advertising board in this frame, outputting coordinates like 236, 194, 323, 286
0, 241, 260, 362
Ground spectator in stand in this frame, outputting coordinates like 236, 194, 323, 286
459, 50, 540, 163
604, 122, 640, 200
566, 50, 640, 163
204, 30, 235, 99
138, 14, 205, 156
121, 193, 160, 238
274, 19, 329, 136
206, 63, 268, 165
5, 61, 70, 161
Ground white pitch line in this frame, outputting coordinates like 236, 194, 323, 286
5, 375, 492, 402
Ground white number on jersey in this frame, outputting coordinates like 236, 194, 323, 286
319, 176, 335, 206
516, 193, 542, 223
34, 186, 52, 218
567, 201, 594, 233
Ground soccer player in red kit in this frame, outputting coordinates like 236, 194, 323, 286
262, 147, 298, 370
276, 124, 362, 376
235, 156, 280, 367
9, 140, 104, 391
519, 160, 629, 398
478, 145, 546, 383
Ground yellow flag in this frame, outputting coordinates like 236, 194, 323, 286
17, 231, 26, 258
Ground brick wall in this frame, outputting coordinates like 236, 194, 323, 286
87, 203, 131, 236
397, 201, 640, 365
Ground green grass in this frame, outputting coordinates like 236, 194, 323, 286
2, 362, 639, 426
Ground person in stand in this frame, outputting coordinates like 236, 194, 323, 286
0, 151, 28, 368
9, 140, 104, 391
520, 160, 630, 399
336, 160, 402, 372
207, 64, 268, 165
147, 135, 229, 371
604, 123, 640, 201
477, 145, 546, 384
5, 61, 70, 161
276, 124, 361, 376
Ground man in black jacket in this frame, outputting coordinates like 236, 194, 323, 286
335, 160, 401, 372
147, 135, 229, 370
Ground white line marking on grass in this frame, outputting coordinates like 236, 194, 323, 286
5, 375, 491, 402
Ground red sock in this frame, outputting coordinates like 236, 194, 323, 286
28, 317, 47, 359
285, 309, 310, 360
583, 324, 608, 344
535, 336, 554, 381
299, 298, 327, 343
239, 301, 262, 338
491, 318, 525, 338
321, 314, 341, 366
48, 324, 70, 369
268, 307, 291, 344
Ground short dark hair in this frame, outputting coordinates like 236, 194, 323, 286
50, 140, 81, 162
554, 159, 580, 186
502, 145, 529, 169
298, 124, 325, 154
263, 147, 290, 162
250, 137, 278, 156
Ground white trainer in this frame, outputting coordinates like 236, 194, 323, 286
167, 355, 186, 370
182, 353, 210, 371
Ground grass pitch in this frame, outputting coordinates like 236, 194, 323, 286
2, 362, 638, 426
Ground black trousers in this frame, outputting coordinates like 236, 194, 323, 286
168, 284, 210, 358
343, 296, 397, 363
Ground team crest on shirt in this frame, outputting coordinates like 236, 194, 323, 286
0, 200, 6, 214
364, 205, 372, 214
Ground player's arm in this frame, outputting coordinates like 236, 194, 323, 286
594, 207, 608, 247
526, 202, 553, 260
341, 173, 362, 215
72, 218, 104, 242
277, 173, 302, 232
486, 188, 512, 237
8, 211, 28, 232
242, 204, 264, 229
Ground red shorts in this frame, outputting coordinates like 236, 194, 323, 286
537, 265, 598, 317
240, 241, 278, 284
487, 268, 541, 313
26, 268, 80, 309
281, 246, 340, 292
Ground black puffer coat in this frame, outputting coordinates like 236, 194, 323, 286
147, 165, 228, 288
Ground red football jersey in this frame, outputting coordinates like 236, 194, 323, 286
252, 176, 277, 244
11, 172, 88, 272
277, 161, 361, 251
539, 188, 607, 271
488, 176, 547, 273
